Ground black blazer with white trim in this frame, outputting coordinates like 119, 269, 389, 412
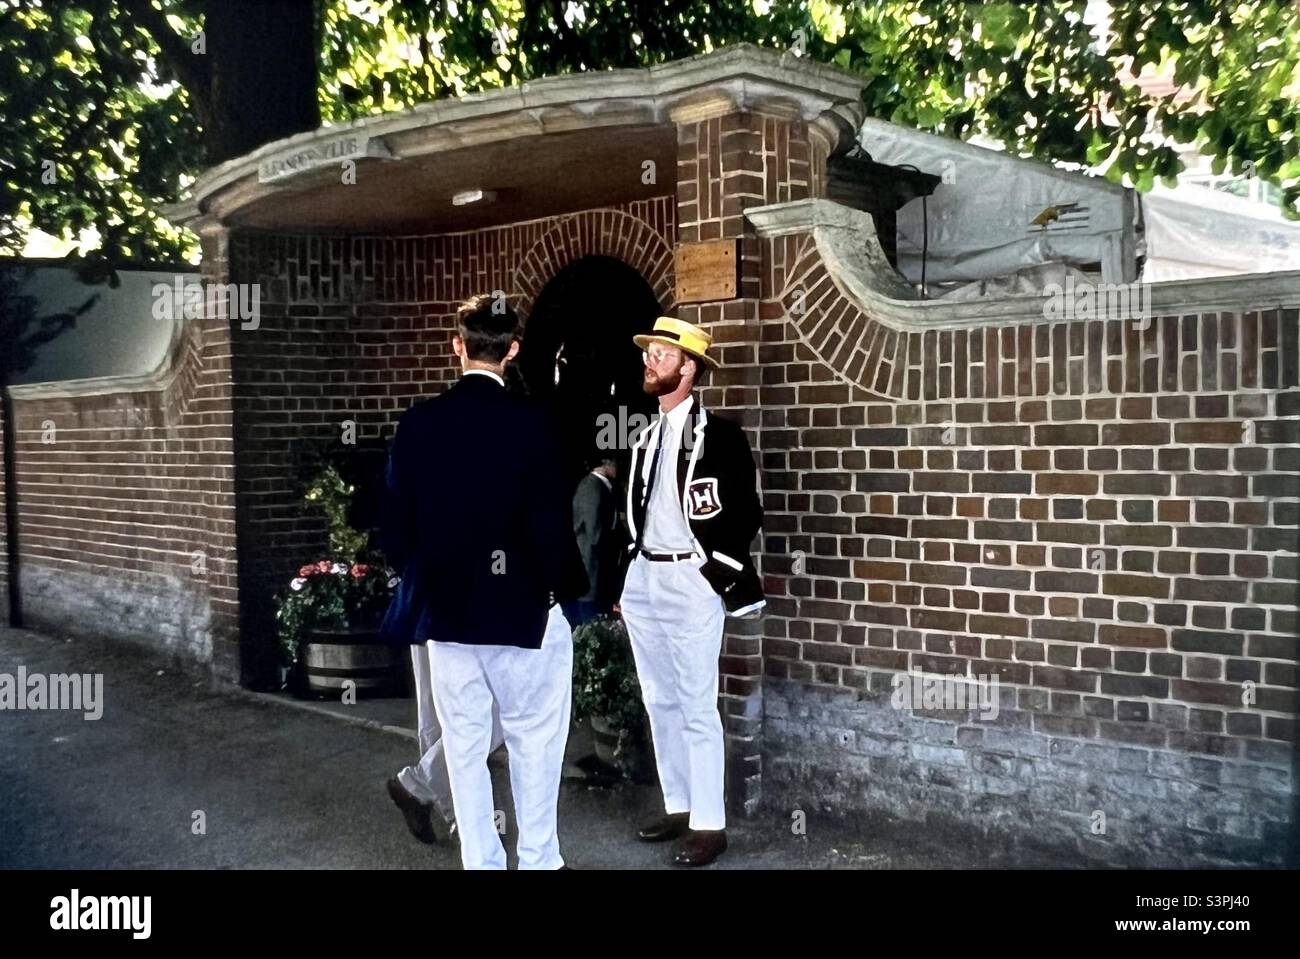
625, 398, 765, 618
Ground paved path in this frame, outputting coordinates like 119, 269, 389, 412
0, 626, 1063, 869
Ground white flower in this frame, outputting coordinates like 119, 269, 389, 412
387, 576, 401, 589
331, 563, 346, 575
290, 578, 306, 591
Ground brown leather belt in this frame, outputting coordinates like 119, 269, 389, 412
639, 548, 697, 563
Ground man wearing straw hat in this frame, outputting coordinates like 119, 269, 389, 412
620, 315, 764, 867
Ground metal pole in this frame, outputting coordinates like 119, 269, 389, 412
1, 382, 23, 628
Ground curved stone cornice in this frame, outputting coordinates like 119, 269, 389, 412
170, 45, 864, 228
747, 199, 1300, 333
8, 310, 199, 406
749, 198, 1300, 402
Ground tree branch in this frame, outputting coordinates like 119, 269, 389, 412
122, 0, 212, 128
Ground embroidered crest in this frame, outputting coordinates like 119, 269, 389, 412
686, 477, 722, 519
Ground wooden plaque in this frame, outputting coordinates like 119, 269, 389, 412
674, 239, 739, 304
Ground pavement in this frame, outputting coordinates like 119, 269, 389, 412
0, 625, 1068, 869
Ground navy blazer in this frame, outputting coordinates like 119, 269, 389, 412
379, 372, 587, 650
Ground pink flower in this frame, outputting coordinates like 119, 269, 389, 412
316, 560, 332, 574
299, 565, 315, 578
351, 564, 370, 579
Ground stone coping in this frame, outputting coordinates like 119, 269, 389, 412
747, 198, 1300, 332
8, 311, 189, 400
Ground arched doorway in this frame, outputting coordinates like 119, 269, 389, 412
517, 255, 661, 481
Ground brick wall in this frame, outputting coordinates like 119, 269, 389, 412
1, 227, 241, 672
673, 107, 829, 812
5, 89, 1293, 864
1, 404, 8, 609
226, 197, 676, 680
754, 225, 1300, 865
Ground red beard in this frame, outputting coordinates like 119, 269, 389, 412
643, 365, 682, 397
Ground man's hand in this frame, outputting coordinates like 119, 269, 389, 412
612, 602, 622, 617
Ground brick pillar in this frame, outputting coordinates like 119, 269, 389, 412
672, 99, 829, 815
196, 220, 244, 684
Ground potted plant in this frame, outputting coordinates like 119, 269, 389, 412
274, 464, 402, 698
571, 615, 653, 781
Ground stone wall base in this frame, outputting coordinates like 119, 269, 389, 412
20, 564, 213, 667
762, 679, 1294, 867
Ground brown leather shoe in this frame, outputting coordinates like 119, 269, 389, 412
386, 777, 436, 845
637, 812, 690, 843
672, 829, 727, 866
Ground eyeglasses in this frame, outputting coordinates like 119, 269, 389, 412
643, 348, 680, 368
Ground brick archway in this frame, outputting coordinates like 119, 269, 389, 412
513, 207, 675, 320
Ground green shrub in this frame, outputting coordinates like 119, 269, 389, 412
273, 464, 395, 668
571, 615, 649, 772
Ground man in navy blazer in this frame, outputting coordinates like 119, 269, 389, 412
380, 293, 586, 870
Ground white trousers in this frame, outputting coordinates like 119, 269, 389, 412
398, 641, 504, 823
428, 605, 573, 870
620, 554, 727, 831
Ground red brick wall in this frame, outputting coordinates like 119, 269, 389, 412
226, 198, 676, 677
0, 228, 241, 674
754, 222, 1300, 862
674, 108, 826, 812
759, 232, 1299, 753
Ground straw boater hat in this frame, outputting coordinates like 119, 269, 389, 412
632, 316, 721, 369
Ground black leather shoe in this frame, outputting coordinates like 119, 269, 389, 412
386, 777, 436, 845
672, 829, 727, 866
637, 812, 690, 843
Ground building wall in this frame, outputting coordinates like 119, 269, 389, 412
672, 107, 830, 812
3, 94, 1294, 866
0, 199, 677, 682
0, 229, 241, 671
226, 197, 677, 679
755, 226, 1300, 865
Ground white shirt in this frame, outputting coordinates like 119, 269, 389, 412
464, 369, 505, 387
640, 397, 696, 553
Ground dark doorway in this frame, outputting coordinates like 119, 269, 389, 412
517, 256, 661, 482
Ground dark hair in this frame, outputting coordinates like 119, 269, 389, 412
457, 293, 519, 363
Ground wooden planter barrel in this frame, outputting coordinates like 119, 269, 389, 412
299, 627, 405, 698
589, 714, 655, 783
589, 714, 621, 767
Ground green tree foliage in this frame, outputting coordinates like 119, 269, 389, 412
1, 0, 203, 262
4, 0, 1298, 265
